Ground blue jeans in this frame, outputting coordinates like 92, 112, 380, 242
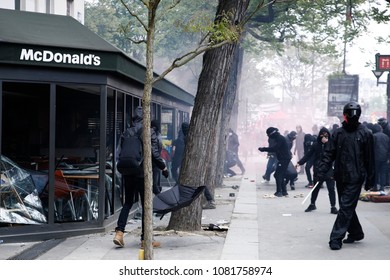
263, 155, 277, 181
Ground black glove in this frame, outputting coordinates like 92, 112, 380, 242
258, 147, 266, 152
162, 169, 169, 178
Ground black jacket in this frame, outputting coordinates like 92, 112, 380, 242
172, 130, 187, 166
318, 122, 375, 186
373, 131, 390, 162
261, 131, 292, 161
303, 134, 315, 155
298, 127, 333, 180
132, 109, 166, 175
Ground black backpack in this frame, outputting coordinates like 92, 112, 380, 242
117, 126, 143, 175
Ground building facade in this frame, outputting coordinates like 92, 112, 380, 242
0, 0, 85, 23
0, 8, 192, 242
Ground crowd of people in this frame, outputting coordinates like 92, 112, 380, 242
258, 101, 385, 250
113, 100, 384, 252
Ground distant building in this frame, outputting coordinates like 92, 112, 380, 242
0, 0, 85, 23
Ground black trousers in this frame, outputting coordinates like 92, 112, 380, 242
274, 159, 290, 195
329, 181, 364, 245
310, 179, 336, 207
116, 176, 145, 241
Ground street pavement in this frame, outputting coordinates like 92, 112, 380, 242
1, 155, 390, 260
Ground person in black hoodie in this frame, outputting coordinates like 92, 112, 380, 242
151, 120, 163, 195
114, 107, 169, 248
371, 123, 390, 191
296, 127, 338, 214
258, 127, 292, 197
318, 101, 375, 250
171, 122, 189, 182
303, 133, 316, 188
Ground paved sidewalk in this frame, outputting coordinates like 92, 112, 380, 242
2, 155, 390, 260
0, 167, 245, 260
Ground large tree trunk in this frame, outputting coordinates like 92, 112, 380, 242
167, 0, 250, 231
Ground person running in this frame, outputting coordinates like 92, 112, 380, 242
227, 128, 246, 175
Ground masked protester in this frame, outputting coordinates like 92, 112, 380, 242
318, 101, 375, 250
296, 127, 338, 214
258, 127, 292, 197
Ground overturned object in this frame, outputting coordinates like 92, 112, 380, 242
153, 184, 206, 218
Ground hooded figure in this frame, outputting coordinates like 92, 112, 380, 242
113, 106, 168, 248
259, 127, 292, 197
286, 130, 297, 152
297, 127, 338, 214
151, 120, 163, 194
378, 117, 390, 138
171, 122, 190, 182
371, 123, 390, 191
226, 128, 245, 175
302, 133, 316, 187
294, 125, 306, 169
318, 101, 375, 250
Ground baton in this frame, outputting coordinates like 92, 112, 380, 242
301, 181, 320, 205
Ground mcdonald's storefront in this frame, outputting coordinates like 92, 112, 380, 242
0, 9, 193, 242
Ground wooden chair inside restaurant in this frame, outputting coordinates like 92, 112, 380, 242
40, 170, 92, 221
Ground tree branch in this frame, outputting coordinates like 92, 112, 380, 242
157, 0, 181, 21
153, 40, 230, 84
120, 0, 148, 31
246, 28, 285, 43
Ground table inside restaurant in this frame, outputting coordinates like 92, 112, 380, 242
62, 170, 99, 221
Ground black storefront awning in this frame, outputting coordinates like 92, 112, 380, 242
0, 8, 194, 106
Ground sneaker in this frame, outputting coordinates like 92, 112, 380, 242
140, 240, 161, 249
290, 184, 295, 190
274, 192, 283, 197
305, 204, 316, 212
113, 230, 124, 247
305, 184, 314, 188
261, 176, 270, 184
330, 207, 338, 214
203, 200, 216, 209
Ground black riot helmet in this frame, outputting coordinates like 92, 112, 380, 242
343, 102, 361, 124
